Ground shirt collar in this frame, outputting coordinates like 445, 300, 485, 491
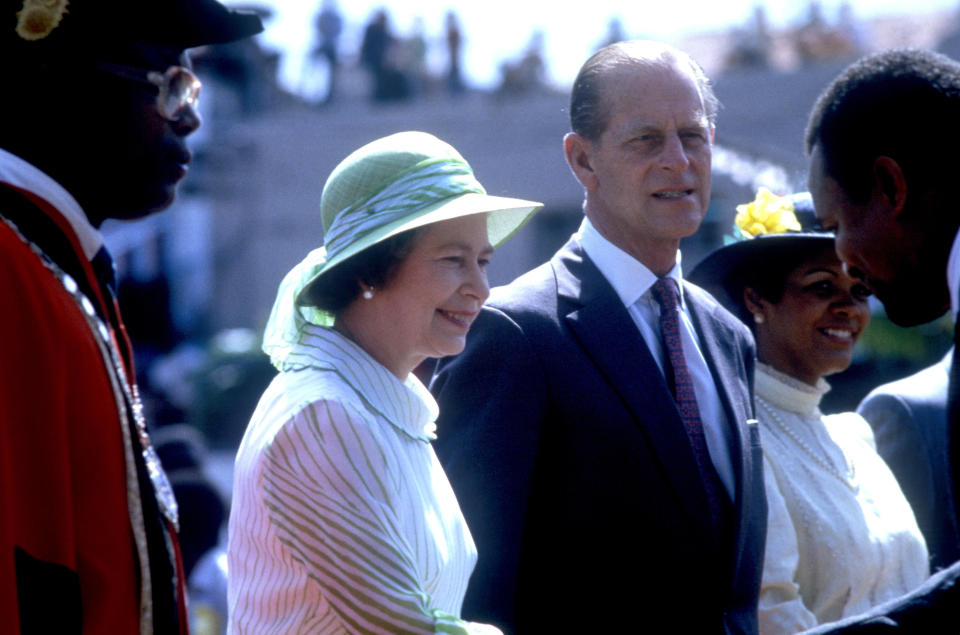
288, 325, 439, 443
0, 147, 103, 261
576, 216, 685, 308
948, 227, 960, 322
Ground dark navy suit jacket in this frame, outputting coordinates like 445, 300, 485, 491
431, 237, 767, 634
858, 349, 960, 571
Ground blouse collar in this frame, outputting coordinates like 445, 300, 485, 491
755, 362, 830, 417
287, 324, 439, 443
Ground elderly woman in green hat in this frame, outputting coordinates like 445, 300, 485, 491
227, 131, 540, 633
689, 189, 928, 634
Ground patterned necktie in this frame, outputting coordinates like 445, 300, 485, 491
651, 277, 730, 530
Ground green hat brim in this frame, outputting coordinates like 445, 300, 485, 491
296, 191, 542, 306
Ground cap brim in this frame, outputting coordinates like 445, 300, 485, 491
141, 0, 265, 47
4, 0, 264, 51
297, 191, 542, 304
688, 232, 835, 311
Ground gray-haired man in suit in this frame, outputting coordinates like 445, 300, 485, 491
431, 40, 767, 635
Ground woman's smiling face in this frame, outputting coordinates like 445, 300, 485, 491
364, 214, 493, 376
748, 244, 872, 385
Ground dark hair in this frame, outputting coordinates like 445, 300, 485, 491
298, 228, 423, 315
725, 241, 837, 330
805, 47, 960, 203
569, 40, 719, 142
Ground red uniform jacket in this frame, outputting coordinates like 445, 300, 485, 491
0, 181, 187, 634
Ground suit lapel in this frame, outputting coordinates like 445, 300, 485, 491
685, 283, 765, 587
553, 239, 715, 532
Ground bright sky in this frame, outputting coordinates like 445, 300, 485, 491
246, 0, 959, 93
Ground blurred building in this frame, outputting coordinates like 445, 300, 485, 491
101, 5, 958, 445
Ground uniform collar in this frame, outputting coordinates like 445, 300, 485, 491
0, 147, 103, 261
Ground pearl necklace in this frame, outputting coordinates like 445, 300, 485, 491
756, 395, 857, 492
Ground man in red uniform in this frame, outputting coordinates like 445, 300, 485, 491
0, 0, 261, 632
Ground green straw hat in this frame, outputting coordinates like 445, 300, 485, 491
262, 130, 543, 369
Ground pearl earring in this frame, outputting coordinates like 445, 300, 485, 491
753, 313, 764, 324
362, 287, 374, 300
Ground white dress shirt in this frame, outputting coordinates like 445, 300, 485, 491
576, 217, 736, 498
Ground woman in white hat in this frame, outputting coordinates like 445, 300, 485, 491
689, 190, 929, 634
227, 131, 541, 634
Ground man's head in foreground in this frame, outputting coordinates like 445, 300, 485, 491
807, 47, 960, 326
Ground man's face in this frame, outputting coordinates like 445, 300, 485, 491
67, 43, 201, 225
580, 61, 712, 262
808, 144, 947, 325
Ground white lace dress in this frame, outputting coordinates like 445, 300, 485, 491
755, 363, 929, 634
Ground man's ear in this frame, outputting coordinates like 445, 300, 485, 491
873, 155, 907, 220
563, 132, 598, 190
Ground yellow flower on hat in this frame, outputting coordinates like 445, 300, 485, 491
734, 187, 801, 239
16, 0, 69, 41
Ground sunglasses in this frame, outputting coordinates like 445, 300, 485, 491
97, 63, 202, 122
